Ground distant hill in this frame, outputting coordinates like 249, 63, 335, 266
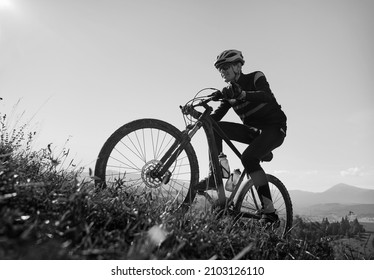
289, 183, 374, 222
289, 183, 374, 206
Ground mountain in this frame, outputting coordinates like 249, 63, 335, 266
289, 183, 374, 207
289, 183, 374, 222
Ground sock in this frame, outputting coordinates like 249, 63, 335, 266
250, 170, 275, 213
256, 184, 275, 213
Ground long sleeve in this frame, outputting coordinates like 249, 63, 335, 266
210, 71, 286, 129
241, 72, 276, 103
211, 100, 231, 122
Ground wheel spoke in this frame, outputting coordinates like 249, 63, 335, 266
235, 175, 293, 237
119, 136, 145, 163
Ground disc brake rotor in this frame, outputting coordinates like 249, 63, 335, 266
141, 160, 162, 188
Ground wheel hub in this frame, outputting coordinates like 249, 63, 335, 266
141, 160, 162, 188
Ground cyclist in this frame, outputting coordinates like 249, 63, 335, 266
196, 49, 287, 225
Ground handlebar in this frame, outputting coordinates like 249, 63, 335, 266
195, 95, 214, 109
180, 96, 211, 119
180, 90, 222, 119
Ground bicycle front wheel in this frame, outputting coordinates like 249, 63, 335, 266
94, 119, 199, 211
234, 174, 293, 236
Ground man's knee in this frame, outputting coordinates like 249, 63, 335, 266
241, 153, 260, 173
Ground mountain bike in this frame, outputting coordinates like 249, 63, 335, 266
94, 89, 293, 236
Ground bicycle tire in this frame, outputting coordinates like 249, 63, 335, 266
94, 118, 199, 211
234, 174, 293, 236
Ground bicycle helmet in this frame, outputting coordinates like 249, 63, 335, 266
214, 49, 245, 69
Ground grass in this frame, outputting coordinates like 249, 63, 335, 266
331, 226, 374, 259
0, 112, 369, 260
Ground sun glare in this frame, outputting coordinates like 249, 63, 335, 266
0, 0, 13, 10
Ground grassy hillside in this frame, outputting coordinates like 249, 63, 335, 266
0, 113, 370, 260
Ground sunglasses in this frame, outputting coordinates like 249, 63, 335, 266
218, 64, 233, 72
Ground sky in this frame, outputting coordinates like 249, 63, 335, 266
1, 0, 373, 192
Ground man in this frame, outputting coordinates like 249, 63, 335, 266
197, 49, 287, 225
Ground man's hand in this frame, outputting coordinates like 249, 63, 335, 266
211, 90, 222, 101
221, 83, 245, 100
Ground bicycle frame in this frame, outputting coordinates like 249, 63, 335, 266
200, 108, 243, 206
155, 99, 255, 210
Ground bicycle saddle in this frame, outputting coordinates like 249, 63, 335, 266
261, 152, 273, 162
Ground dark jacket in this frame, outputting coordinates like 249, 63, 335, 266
211, 71, 287, 131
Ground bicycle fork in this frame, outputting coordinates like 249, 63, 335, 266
150, 121, 203, 184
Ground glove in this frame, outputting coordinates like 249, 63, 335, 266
211, 90, 223, 101
221, 83, 244, 99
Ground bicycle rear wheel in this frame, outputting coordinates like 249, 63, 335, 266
234, 174, 293, 236
94, 119, 199, 212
